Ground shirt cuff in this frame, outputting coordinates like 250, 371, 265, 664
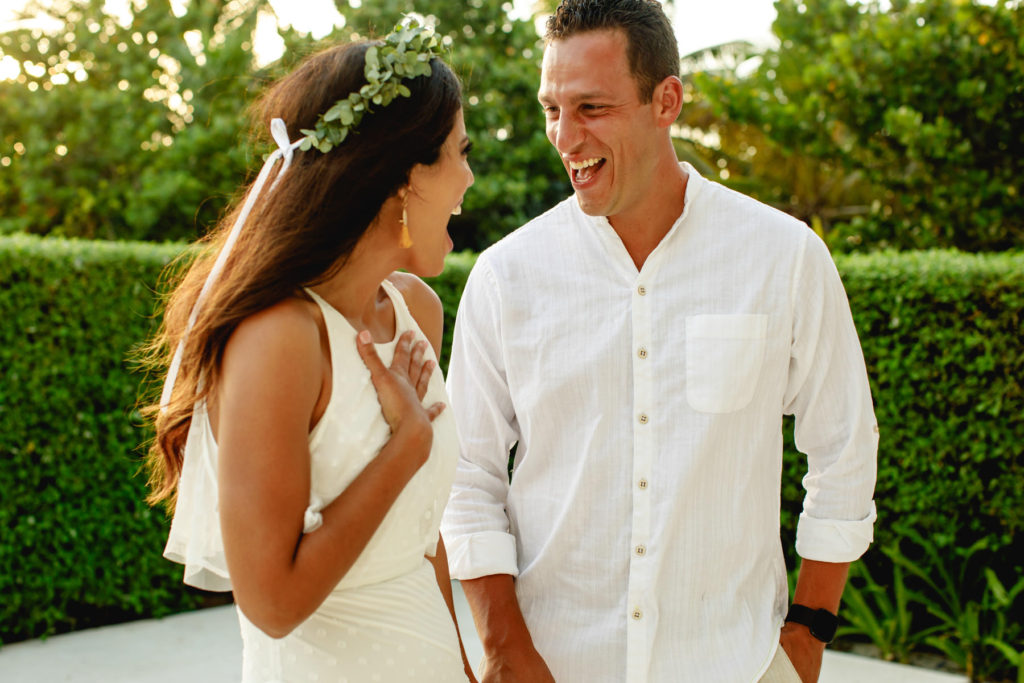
445, 530, 519, 580
795, 502, 877, 562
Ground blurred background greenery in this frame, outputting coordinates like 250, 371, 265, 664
1, 0, 1020, 252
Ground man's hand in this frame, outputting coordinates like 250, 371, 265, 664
779, 622, 825, 683
460, 575, 556, 683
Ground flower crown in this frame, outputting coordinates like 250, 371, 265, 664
299, 21, 441, 153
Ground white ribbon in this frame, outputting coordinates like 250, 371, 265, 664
160, 119, 306, 411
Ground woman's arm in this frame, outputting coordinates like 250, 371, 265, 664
428, 535, 479, 683
216, 297, 441, 638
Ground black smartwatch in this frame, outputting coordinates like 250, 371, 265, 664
784, 604, 838, 644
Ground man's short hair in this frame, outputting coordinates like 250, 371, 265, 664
545, 0, 680, 102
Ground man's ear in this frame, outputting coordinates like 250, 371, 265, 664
651, 75, 684, 128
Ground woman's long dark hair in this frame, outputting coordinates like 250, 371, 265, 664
140, 40, 462, 506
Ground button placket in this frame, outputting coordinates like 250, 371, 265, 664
628, 275, 654, 681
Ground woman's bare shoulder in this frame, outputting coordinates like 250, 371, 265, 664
386, 272, 443, 352
223, 295, 323, 376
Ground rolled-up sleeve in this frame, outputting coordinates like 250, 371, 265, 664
784, 233, 879, 562
441, 255, 522, 579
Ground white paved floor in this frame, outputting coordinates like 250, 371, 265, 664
0, 582, 966, 682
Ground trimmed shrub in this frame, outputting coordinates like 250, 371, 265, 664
0, 235, 1020, 649
0, 234, 472, 644
835, 250, 1023, 555
0, 235, 196, 644
781, 249, 1024, 555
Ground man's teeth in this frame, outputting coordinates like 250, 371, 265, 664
569, 158, 603, 170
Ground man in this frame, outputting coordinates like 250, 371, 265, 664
440, 1, 878, 681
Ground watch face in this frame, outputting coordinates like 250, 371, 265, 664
811, 611, 838, 643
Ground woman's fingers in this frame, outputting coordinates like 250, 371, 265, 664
425, 402, 446, 422
390, 331, 415, 376
415, 358, 435, 400
359, 328, 436, 403
410, 339, 426, 375
355, 330, 386, 379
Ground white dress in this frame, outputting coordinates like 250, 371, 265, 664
164, 279, 468, 683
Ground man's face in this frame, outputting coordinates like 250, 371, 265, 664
538, 29, 661, 221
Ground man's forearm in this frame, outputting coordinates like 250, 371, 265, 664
791, 558, 850, 613
780, 558, 851, 683
459, 574, 556, 682
460, 574, 536, 652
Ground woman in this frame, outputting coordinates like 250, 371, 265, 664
142, 23, 476, 682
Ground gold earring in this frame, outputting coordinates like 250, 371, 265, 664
398, 192, 413, 248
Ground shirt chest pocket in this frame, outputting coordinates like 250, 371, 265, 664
685, 314, 769, 414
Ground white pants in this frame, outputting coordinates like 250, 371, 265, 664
759, 646, 803, 683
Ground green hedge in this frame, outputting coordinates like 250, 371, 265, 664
0, 235, 193, 644
780, 250, 1024, 557
832, 250, 1024, 554
0, 234, 473, 644
1, 235, 1021, 650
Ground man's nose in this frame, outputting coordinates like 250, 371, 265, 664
552, 114, 583, 153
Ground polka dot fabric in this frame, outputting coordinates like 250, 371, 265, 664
237, 560, 467, 682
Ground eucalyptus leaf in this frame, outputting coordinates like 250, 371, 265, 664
365, 46, 379, 70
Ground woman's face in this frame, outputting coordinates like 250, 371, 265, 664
404, 107, 474, 276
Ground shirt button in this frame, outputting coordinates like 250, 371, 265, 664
635, 544, 646, 556
638, 413, 649, 425
632, 608, 643, 620
638, 478, 648, 490
637, 347, 648, 359
637, 285, 647, 296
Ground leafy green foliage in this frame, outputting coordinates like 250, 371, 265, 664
835, 249, 1024, 556
0, 0, 566, 250
694, 0, 1024, 251
838, 551, 943, 664
779, 251, 1024, 576
0, 0, 287, 242
0, 234, 208, 644
839, 529, 1024, 682
676, 40, 877, 245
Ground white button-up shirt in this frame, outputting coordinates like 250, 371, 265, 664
441, 164, 878, 682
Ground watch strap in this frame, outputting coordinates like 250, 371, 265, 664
785, 603, 838, 644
